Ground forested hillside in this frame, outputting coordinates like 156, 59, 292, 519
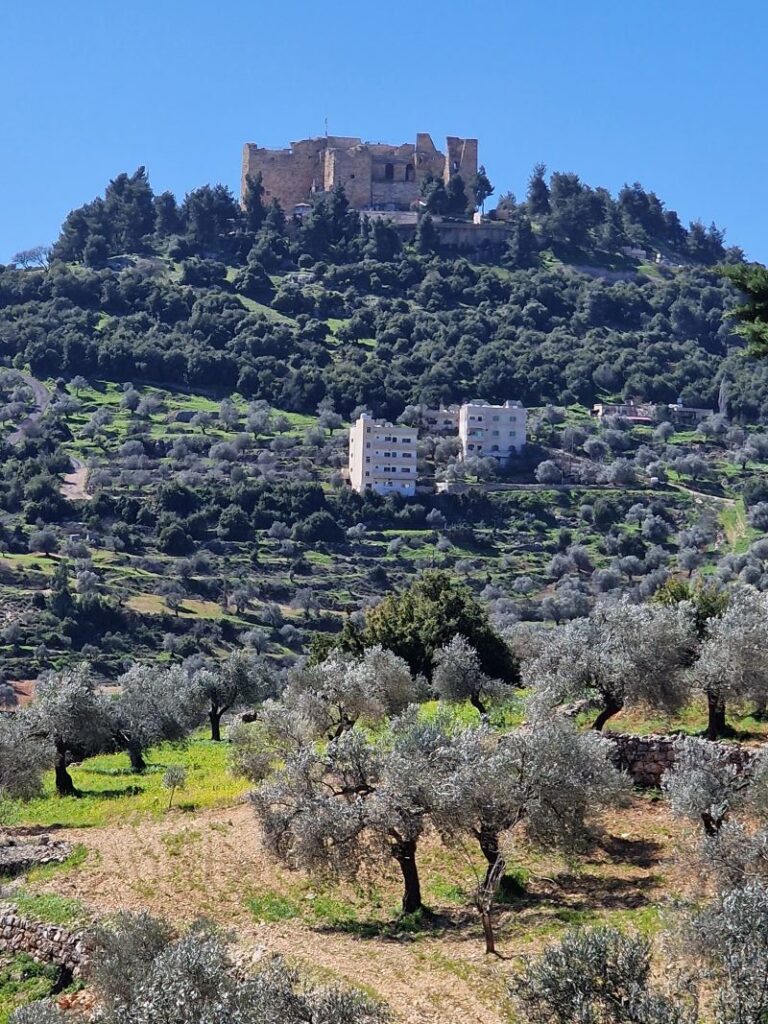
0, 164, 766, 684
4, 165, 767, 421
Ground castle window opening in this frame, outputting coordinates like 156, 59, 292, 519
384, 163, 394, 181
405, 164, 415, 182
452, 160, 459, 173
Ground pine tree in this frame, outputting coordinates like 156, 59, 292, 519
415, 213, 439, 254
470, 165, 494, 212
526, 162, 550, 218
243, 172, 266, 232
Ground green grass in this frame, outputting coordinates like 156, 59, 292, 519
10, 890, 88, 928
245, 889, 300, 922
2, 736, 249, 828
597, 698, 768, 740
720, 497, 754, 553
0, 954, 60, 1024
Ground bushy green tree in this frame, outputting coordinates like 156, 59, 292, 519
362, 570, 518, 682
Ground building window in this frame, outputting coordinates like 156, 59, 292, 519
405, 165, 415, 182
384, 163, 394, 181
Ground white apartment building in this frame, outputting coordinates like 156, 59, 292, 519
423, 405, 460, 434
459, 400, 526, 464
348, 414, 418, 496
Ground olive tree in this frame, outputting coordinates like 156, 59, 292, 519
14, 911, 387, 1024
112, 665, 202, 772
661, 737, 764, 836
0, 716, 48, 802
432, 635, 513, 714
21, 666, 112, 796
525, 598, 695, 730
272, 645, 418, 740
193, 652, 271, 741
690, 586, 768, 739
252, 712, 450, 915
512, 927, 695, 1024
433, 720, 628, 951
680, 881, 768, 1024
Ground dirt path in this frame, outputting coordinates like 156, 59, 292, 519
8, 374, 51, 444
42, 805, 505, 1023
61, 457, 90, 501
35, 800, 687, 1024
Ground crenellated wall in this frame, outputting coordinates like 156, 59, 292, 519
242, 133, 478, 213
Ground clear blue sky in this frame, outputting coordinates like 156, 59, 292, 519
2, 0, 766, 262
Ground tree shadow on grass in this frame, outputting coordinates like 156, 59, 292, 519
596, 834, 664, 869
314, 906, 462, 942
547, 871, 659, 912
76, 785, 144, 799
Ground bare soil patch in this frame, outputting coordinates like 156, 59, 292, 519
26, 797, 693, 1024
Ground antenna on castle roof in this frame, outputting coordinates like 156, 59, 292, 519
324, 117, 328, 139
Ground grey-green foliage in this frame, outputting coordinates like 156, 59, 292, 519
193, 651, 273, 739
10, 1005, 65, 1024
0, 715, 48, 801
15, 912, 386, 1024
433, 719, 629, 872
21, 665, 113, 794
513, 927, 696, 1023
251, 709, 451, 913
112, 664, 203, 768
432, 635, 512, 714
524, 597, 695, 729
682, 881, 768, 1024
162, 765, 187, 808
699, 821, 768, 889
255, 645, 418, 749
691, 585, 768, 715
661, 737, 759, 835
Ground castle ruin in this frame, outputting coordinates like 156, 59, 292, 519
241, 133, 478, 215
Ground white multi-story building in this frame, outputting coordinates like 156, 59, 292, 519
423, 405, 460, 435
458, 400, 526, 464
348, 414, 418, 496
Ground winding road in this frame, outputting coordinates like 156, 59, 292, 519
7, 375, 91, 499
8, 373, 51, 444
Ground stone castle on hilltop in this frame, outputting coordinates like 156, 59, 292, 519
241, 133, 478, 216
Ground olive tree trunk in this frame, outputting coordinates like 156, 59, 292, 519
706, 692, 727, 741
54, 740, 78, 797
392, 839, 423, 915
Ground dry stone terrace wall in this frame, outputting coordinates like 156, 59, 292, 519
0, 907, 88, 976
606, 732, 757, 787
0, 837, 72, 878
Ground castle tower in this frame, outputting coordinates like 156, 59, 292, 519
444, 137, 478, 185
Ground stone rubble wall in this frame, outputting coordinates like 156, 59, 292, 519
0, 837, 72, 877
0, 906, 88, 975
606, 732, 757, 788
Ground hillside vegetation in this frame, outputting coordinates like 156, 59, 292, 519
0, 166, 767, 678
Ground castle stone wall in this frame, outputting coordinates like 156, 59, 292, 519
242, 132, 478, 213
